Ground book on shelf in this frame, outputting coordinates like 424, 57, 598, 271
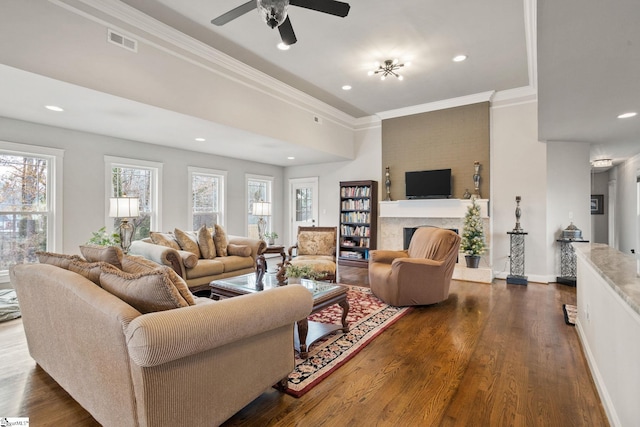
340, 186, 371, 198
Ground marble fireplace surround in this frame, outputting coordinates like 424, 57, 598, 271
379, 199, 493, 283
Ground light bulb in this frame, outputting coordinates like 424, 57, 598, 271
257, 0, 289, 29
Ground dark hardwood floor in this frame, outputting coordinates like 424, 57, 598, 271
0, 266, 608, 426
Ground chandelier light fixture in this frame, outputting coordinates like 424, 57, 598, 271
368, 59, 409, 80
591, 158, 613, 168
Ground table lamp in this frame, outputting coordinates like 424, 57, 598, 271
109, 197, 140, 253
252, 201, 271, 241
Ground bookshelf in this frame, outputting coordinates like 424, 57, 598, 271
339, 180, 378, 268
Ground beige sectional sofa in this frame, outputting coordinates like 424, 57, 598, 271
11, 249, 313, 427
128, 225, 266, 293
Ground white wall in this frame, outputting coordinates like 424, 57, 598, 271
613, 153, 640, 255
491, 101, 549, 282
283, 123, 382, 246
0, 116, 284, 255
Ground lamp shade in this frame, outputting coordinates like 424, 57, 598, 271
109, 197, 140, 218
252, 201, 271, 217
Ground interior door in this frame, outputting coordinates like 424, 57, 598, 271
289, 177, 319, 246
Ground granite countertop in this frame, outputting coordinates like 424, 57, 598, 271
573, 242, 640, 316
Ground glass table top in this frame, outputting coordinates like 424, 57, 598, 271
211, 273, 343, 298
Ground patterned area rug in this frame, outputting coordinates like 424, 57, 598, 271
563, 304, 577, 326
283, 285, 411, 397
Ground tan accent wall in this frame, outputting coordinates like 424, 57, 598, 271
381, 102, 490, 200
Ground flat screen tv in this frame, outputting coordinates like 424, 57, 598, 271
405, 169, 452, 199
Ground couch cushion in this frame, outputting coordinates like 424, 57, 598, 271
122, 255, 195, 305
165, 268, 196, 305
178, 250, 199, 269
227, 243, 251, 258
149, 231, 181, 251
218, 256, 255, 273
36, 251, 82, 269
174, 229, 201, 258
79, 245, 124, 270
290, 256, 336, 274
184, 259, 225, 280
213, 224, 229, 257
197, 225, 216, 259
297, 231, 336, 256
99, 265, 191, 313
68, 259, 110, 285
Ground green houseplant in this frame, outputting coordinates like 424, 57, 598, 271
461, 198, 485, 268
87, 226, 121, 247
264, 231, 278, 246
285, 263, 321, 283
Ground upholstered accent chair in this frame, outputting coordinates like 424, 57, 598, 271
288, 226, 337, 282
368, 227, 461, 306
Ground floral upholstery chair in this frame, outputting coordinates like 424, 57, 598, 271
287, 226, 337, 282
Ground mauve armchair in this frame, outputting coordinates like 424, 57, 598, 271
368, 227, 461, 306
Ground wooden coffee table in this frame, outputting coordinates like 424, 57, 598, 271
209, 273, 349, 358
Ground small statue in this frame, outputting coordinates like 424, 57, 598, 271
276, 260, 290, 283
384, 166, 392, 201
513, 196, 523, 232
463, 189, 472, 199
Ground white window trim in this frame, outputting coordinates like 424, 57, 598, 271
187, 166, 227, 228
0, 141, 64, 283
246, 173, 274, 235
104, 156, 163, 233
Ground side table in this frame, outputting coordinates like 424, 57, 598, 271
507, 231, 528, 285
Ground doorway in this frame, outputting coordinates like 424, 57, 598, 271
289, 177, 319, 246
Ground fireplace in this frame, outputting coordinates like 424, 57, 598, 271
403, 226, 459, 249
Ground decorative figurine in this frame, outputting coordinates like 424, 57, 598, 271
384, 166, 392, 201
473, 161, 481, 198
513, 196, 523, 232
462, 189, 472, 199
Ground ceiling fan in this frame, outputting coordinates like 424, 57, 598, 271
211, 0, 351, 46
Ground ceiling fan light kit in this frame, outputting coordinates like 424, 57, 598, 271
369, 59, 407, 81
211, 0, 350, 46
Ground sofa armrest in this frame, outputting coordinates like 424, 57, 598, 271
391, 257, 446, 284
369, 249, 409, 264
128, 240, 185, 278
227, 235, 267, 261
125, 284, 313, 367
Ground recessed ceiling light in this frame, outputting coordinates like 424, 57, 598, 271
342, 85, 352, 91
617, 112, 637, 119
194, 137, 206, 142
45, 105, 64, 112
453, 55, 468, 62
287, 156, 295, 160
277, 43, 290, 50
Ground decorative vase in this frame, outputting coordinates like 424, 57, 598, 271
465, 255, 481, 268
267, 238, 275, 246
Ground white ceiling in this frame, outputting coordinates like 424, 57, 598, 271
1, 0, 638, 167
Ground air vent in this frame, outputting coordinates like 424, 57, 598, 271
107, 29, 137, 52
313, 116, 323, 124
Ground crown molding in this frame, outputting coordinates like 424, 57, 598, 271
376, 91, 496, 120
492, 86, 537, 108
50, 0, 359, 130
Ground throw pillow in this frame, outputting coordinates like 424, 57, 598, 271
298, 231, 336, 256
99, 265, 190, 314
174, 228, 201, 258
121, 254, 160, 274
178, 251, 198, 269
197, 225, 216, 259
79, 245, 124, 270
164, 267, 196, 306
213, 224, 229, 257
68, 260, 110, 285
149, 232, 181, 251
36, 251, 82, 269
227, 244, 251, 258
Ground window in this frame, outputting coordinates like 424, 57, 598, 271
188, 167, 226, 229
105, 156, 162, 238
247, 174, 273, 239
0, 141, 63, 281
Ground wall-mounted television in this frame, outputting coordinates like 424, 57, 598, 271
405, 169, 452, 199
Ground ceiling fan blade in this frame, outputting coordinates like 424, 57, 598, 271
278, 16, 298, 45
289, 0, 350, 17
211, 1, 257, 26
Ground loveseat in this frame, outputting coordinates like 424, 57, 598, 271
11, 249, 313, 427
129, 225, 266, 293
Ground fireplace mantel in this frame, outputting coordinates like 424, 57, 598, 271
379, 199, 489, 219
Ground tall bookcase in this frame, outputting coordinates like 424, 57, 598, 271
338, 180, 378, 268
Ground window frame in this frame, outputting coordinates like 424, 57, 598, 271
104, 156, 162, 235
0, 141, 63, 282
188, 166, 227, 229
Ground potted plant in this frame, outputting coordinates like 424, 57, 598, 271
461, 198, 486, 268
264, 231, 278, 246
87, 226, 121, 247
285, 263, 321, 284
